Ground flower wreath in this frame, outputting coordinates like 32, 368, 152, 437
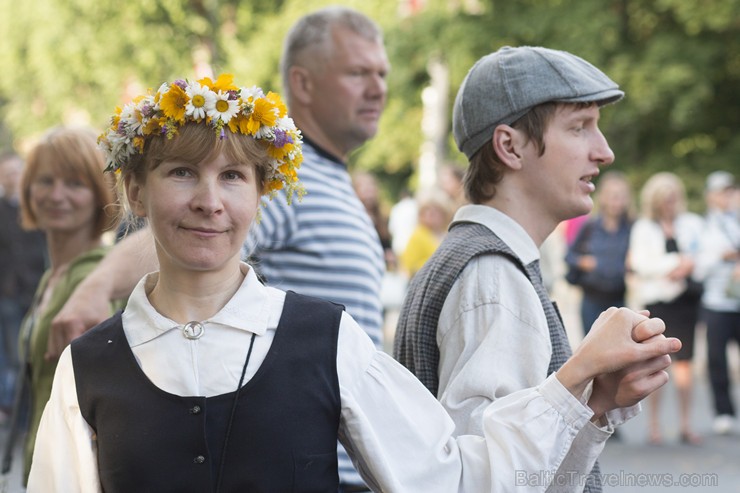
98, 73, 304, 203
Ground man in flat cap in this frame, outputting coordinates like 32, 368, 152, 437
395, 46, 674, 492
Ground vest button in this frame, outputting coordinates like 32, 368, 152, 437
194, 455, 206, 464
190, 405, 201, 414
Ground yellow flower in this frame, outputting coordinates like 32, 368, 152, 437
199, 73, 237, 93
227, 114, 252, 135
133, 136, 145, 153
265, 179, 284, 193
267, 141, 294, 161
247, 98, 277, 134
143, 117, 164, 135
160, 84, 188, 124
266, 91, 287, 118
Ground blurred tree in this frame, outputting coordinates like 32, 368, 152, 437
1, 0, 738, 208
377, 0, 740, 206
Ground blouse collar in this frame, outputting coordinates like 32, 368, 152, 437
122, 263, 272, 347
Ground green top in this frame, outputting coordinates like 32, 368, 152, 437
21, 245, 122, 483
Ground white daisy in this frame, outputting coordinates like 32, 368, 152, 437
254, 125, 274, 140
206, 91, 240, 123
119, 103, 143, 136
101, 131, 134, 171
240, 85, 265, 101
276, 116, 297, 133
185, 82, 214, 120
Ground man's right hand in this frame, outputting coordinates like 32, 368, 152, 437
46, 226, 159, 360
46, 277, 114, 361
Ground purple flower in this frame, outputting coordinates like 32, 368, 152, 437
173, 79, 188, 90
140, 104, 154, 118
273, 129, 293, 148
227, 90, 239, 100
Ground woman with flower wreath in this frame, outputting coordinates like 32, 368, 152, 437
28, 75, 678, 493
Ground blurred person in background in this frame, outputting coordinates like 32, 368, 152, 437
566, 171, 633, 335
0, 152, 46, 425
15, 126, 118, 484
628, 171, 705, 445
732, 184, 740, 218
438, 164, 467, 211
388, 187, 418, 259
353, 170, 395, 271
564, 214, 589, 246
399, 191, 453, 278
695, 171, 740, 435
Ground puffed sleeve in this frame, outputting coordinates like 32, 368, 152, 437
336, 312, 601, 492
27, 347, 101, 493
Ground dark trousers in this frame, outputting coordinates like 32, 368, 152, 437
704, 308, 740, 416
338, 485, 372, 493
0, 298, 24, 408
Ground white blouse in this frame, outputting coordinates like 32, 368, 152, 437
628, 213, 705, 307
30, 264, 607, 493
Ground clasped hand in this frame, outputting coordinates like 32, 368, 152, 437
557, 307, 681, 420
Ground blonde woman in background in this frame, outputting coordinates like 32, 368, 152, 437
400, 191, 453, 277
16, 126, 119, 483
628, 171, 705, 445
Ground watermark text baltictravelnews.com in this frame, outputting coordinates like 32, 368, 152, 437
515, 469, 719, 488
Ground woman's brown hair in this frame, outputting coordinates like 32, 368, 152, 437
20, 126, 118, 237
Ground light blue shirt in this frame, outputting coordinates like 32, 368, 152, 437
696, 209, 740, 312
244, 140, 384, 346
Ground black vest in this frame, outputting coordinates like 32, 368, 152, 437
72, 291, 342, 493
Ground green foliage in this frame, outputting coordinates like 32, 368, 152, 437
1, 0, 739, 207
376, 0, 740, 204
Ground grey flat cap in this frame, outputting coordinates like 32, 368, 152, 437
453, 46, 625, 159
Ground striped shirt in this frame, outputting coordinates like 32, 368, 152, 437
243, 140, 385, 486
244, 140, 384, 347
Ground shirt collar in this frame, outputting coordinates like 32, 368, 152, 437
450, 204, 541, 266
122, 263, 271, 346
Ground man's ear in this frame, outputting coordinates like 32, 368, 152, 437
287, 66, 313, 105
492, 125, 524, 171
125, 176, 147, 218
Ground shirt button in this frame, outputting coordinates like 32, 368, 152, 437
190, 405, 201, 414
194, 455, 206, 464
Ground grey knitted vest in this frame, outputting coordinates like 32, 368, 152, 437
393, 221, 601, 492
